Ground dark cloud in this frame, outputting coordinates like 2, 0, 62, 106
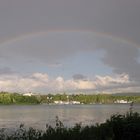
73, 74, 87, 81
101, 45, 140, 82
0, 32, 98, 64
95, 82, 140, 93
0, 0, 140, 92
0, 31, 140, 83
0, 67, 15, 75
0, 0, 140, 45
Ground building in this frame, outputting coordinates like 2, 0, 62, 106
23, 92, 34, 96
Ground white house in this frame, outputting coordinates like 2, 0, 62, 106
23, 92, 34, 96
114, 100, 130, 104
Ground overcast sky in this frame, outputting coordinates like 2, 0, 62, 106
0, 0, 140, 93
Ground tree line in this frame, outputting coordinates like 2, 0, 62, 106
0, 92, 140, 104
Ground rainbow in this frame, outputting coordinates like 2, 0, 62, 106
0, 29, 139, 48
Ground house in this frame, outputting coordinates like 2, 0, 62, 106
23, 92, 33, 96
114, 100, 131, 104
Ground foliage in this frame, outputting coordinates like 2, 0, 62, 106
41, 93, 140, 104
0, 92, 140, 104
0, 92, 40, 104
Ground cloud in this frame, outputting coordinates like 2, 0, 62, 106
47, 62, 62, 68
0, 72, 134, 93
95, 74, 129, 86
0, 1, 140, 93
0, 31, 98, 64
101, 44, 140, 82
0, 74, 46, 92
72, 74, 87, 81
94, 74, 131, 91
0, 67, 16, 75
0, 0, 140, 45
31, 73, 49, 83
0, 31, 140, 87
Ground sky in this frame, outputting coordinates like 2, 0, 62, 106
0, 0, 140, 94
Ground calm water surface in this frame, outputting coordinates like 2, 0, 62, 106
0, 104, 139, 129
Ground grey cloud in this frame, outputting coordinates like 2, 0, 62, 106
73, 74, 87, 81
0, 0, 140, 46
0, 0, 140, 93
101, 45, 140, 82
0, 31, 140, 83
48, 62, 62, 68
95, 82, 140, 93
0, 32, 98, 64
0, 0, 140, 91
0, 67, 15, 75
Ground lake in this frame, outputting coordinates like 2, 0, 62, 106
0, 104, 140, 130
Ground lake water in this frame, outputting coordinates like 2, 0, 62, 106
0, 104, 140, 130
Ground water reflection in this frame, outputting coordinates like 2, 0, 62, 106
0, 104, 139, 129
